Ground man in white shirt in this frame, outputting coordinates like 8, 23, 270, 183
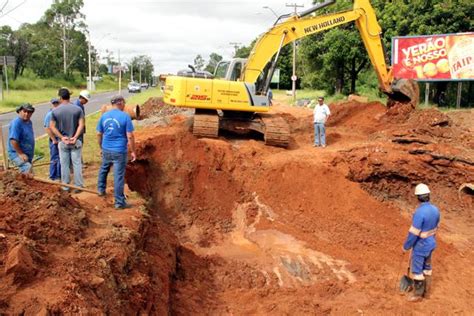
313, 96, 331, 147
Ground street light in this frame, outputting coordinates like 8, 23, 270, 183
263, 6, 279, 18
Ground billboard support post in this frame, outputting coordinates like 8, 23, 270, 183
456, 82, 462, 109
425, 83, 430, 106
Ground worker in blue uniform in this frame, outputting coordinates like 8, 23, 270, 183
403, 183, 440, 302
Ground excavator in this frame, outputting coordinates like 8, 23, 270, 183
163, 0, 419, 147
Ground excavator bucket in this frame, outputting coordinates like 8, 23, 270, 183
387, 79, 420, 108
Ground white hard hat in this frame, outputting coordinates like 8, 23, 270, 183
79, 90, 90, 101
415, 183, 430, 195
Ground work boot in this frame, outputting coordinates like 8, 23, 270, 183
424, 275, 432, 299
407, 280, 425, 302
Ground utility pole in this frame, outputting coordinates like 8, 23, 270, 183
118, 49, 122, 94
286, 3, 304, 102
87, 31, 93, 91
139, 63, 142, 84
229, 42, 241, 57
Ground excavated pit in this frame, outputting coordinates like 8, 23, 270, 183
1, 98, 472, 314
125, 99, 473, 314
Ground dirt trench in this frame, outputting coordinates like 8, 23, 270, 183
1, 99, 472, 314
125, 99, 474, 314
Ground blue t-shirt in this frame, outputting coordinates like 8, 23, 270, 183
97, 109, 134, 153
44, 110, 52, 128
7, 117, 35, 161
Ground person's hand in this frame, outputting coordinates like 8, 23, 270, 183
52, 139, 58, 145
61, 136, 70, 144
19, 153, 28, 162
130, 151, 137, 162
69, 136, 77, 145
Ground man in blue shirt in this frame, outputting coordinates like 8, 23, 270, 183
403, 183, 440, 302
97, 95, 137, 209
44, 98, 61, 180
8, 103, 35, 174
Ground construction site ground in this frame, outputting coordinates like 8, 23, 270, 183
1, 95, 473, 314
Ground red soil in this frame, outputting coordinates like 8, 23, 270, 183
1, 96, 472, 314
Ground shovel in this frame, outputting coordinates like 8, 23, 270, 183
399, 267, 414, 293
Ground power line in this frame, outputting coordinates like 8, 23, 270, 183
0, 1, 9, 13
0, 0, 27, 19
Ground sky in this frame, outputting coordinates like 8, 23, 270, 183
0, 0, 316, 75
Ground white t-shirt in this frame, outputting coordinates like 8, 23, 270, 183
313, 103, 331, 123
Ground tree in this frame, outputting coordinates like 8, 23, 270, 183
128, 55, 154, 83
193, 54, 205, 70
43, 0, 87, 75
204, 53, 223, 73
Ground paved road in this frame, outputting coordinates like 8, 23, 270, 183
0, 90, 132, 142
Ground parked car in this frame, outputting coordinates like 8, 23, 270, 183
141, 83, 149, 89
128, 82, 141, 93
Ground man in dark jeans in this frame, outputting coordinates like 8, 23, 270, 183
96, 95, 137, 209
44, 98, 61, 180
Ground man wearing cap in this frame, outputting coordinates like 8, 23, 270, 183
402, 183, 440, 302
96, 95, 137, 209
44, 98, 61, 180
8, 103, 35, 174
50, 88, 85, 190
313, 96, 331, 147
74, 90, 90, 143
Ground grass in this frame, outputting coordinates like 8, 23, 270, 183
0, 74, 128, 114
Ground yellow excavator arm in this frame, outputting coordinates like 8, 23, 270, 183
243, 0, 416, 101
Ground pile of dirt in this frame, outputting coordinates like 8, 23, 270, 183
139, 97, 190, 119
126, 100, 473, 314
0, 172, 177, 314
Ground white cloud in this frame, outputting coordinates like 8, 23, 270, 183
1, 0, 316, 74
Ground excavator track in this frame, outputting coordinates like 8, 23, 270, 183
193, 111, 219, 138
261, 114, 290, 148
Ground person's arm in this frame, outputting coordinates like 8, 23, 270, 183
10, 139, 28, 162
45, 127, 57, 144
97, 132, 103, 148
403, 211, 423, 251
70, 117, 85, 144
127, 132, 136, 162
49, 116, 69, 143
325, 105, 331, 122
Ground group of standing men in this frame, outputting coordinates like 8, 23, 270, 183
7, 88, 137, 209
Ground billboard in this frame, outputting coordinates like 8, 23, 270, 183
392, 33, 474, 81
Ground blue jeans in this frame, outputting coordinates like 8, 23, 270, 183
58, 140, 83, 189
49, 140, 61, 180
97, 150, 128, 207
9, 155, 32, 173
314, 122, 326, 146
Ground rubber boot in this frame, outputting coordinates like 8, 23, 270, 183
424, 275, 432, 299
407, 280, 425, 302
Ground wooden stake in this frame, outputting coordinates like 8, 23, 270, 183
31, 176, 100, 195
0, 125, 7, 170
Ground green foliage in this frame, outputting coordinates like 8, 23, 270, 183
126, 55, 154, 84
297, 0, 474, 98
193, 54, 205, 70
204, 53, 223, 73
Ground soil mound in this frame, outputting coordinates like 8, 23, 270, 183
139, 97, 189, 119
0, 172, 177, 314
